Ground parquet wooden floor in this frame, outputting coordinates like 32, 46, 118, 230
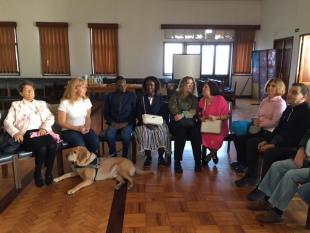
0, 99, 309, 233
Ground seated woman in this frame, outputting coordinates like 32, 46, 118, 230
232, 78, 286, 172
134, 76, 169, 167
199, 81, 229, 165
168, 76, 201, 173
4, 81, 57, 187
58, 77, 100, 154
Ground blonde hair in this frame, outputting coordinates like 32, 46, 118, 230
264, 78, 286, 96
61, 77, 88, 104
178, 76, 196, 99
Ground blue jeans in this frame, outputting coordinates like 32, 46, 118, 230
61, 129, 100, 154
105, 125, 133, 157
298, 182, 310, 204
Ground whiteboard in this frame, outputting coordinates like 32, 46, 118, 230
173, 54, 201, 80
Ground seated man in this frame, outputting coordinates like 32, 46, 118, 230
104, 76, 136, 157
247, 129, 310, 223
235, 83, 310, 188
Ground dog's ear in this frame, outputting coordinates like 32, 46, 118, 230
76, 147, 91, 165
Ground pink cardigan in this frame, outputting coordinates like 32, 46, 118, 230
4, 99, 55, 137
256, 96, 286, 132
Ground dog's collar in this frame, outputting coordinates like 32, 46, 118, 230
73, 156, 100, 169
73, 156, 101, 181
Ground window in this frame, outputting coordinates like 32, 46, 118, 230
0, 22, 19, 75
88, 23, 118, 75
164, 42, 232, 76
233, 30, 255, 74
297, 34, 310, 85
36, 22, 70, 75
163, 43, 183, 75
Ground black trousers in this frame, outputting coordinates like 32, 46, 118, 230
22, 130, 57, 178
171, 123, 201, 162
246, 136, 297, 179
233, 130, 271, 165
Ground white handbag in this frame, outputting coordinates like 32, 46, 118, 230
142, 114, 163, 126
201, 119, 222, 134
142, 97, 163, 126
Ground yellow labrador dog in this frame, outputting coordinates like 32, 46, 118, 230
53, 146, 153, 194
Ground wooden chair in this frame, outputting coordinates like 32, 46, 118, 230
98, 129, 137, 163
297, 182, 310, 228
223, 82, 237, 107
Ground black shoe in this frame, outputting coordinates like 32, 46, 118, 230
174, 162, 183, 174
202, 154, 212, 166
212, 155, 219, 164
158, 157, 166, 166
235, 176, 257, 187
230, 162, 240, 168
144, 157, 152, 167
34, 177, 44, 187
45, 175, 54, 186
234, 164, 248, 173
247, 187, 265, 201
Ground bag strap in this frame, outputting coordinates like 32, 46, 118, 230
142, 96, 146, 114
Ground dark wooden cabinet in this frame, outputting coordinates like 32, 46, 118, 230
274, 37, 293, 95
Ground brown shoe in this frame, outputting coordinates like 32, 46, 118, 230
256, 210, 283, 223
247, 200, 272, 211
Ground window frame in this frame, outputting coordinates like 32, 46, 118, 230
163, 41, 233, 84
0, 21, 20, 76
36, 22, 71, 76
297, 33, 310, 85
88, 23, 118, 75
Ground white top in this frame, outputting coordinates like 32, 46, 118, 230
23, 100, 42, 130
4, 99, 54, 137
58, 98, 92, 128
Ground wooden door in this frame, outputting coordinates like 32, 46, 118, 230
274, 37, 293, 94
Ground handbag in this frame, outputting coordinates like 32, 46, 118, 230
201, 120, 222, 134
142, 97, 163, 126
142, 114, 163, 126
200, 98, 222, 134
0, 131, 21, 153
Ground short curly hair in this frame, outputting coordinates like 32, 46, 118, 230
142, 76, 160, 94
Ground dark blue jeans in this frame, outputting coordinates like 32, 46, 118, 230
61, 129, 100, 154
105, 125, 133, 157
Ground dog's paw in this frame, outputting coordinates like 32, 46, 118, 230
67, 189, 75, 195
53, 178, 60, 183
127, 184, 134, 190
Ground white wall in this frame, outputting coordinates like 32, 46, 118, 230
255, 0, 310, 86
0, 0, 261, 78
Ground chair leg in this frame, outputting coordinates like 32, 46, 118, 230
131, 139, 136, 164
227, 141, 231, 157
56, 148, 64, 176
101, 141, 105, 157
2, 164, 8, 178
12, 155, 22, 189
307, 205, 310, 229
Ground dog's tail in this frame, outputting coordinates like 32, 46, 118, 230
135, 167, 153, 175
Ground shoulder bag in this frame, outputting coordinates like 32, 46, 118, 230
142, 97, 163, 126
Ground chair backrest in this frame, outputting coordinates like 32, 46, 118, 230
48, 104, 61, 133
0, 110, 8, 128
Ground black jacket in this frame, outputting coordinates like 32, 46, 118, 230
267, 102, 310, 147
136, 95, 168, 125
104, 91, 136, 125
